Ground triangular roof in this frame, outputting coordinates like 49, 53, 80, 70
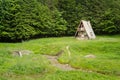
75, 20, 96, 39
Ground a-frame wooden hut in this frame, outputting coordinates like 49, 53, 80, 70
75, 20, 96, 40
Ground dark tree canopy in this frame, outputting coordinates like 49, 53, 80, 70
0, 0, 67, 42
0, 0, 120, 42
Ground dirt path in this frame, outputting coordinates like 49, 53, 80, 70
44, 55, 113, 76
44, 55, 118, 76
44, 55, 94, 73
44, 55, 76, 71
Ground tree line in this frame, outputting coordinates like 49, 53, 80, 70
0, 0, 120, 42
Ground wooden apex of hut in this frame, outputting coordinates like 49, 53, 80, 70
75, 20, 96, 40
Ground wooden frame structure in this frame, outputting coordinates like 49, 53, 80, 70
75, 20, 96, 39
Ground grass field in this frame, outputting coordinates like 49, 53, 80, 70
0, 35, 120, 80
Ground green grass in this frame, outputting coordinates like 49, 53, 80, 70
0, 35, 120, 80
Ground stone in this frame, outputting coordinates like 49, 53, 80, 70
84, 54, 96, 58
11, 50, 32, 57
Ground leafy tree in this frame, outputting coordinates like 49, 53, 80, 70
0, 0, 37, 41
98, 9, 120, 34
57, 0, 120, 35
0, 0, 67, 42
0, 0, 120, 42
57, 0, 77, 35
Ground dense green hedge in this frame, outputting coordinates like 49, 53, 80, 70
0, 0, 120, 42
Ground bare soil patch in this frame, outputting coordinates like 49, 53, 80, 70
44, 55, 75, 71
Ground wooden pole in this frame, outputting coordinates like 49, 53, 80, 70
18, 51, 22, 57
66, 46, 71, 58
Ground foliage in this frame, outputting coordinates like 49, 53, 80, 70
57, 0, 78, 35
0, 0, 120, 42
98, 9, 120, 34
57, 0, 120, 35
0, 0, 67, 42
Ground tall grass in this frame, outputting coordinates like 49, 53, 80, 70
0, 35, 120, 80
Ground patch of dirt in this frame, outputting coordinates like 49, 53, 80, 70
43, 48, 108, 75
44, 55, 94, 72
43, 54, 117, 76
43, 54, 120, 77
44, 55, 75, 71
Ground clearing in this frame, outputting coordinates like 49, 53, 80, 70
0, 35, 120, 80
